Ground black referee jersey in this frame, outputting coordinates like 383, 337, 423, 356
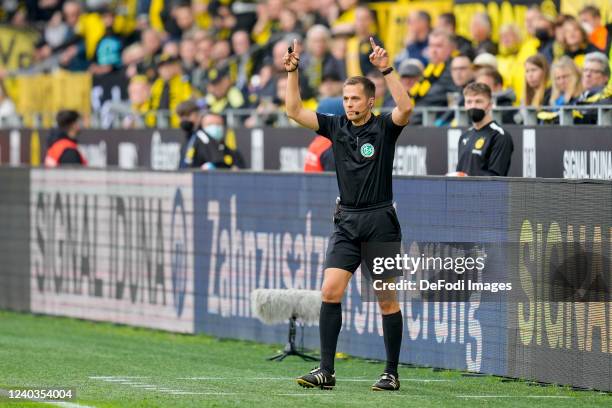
315, 112, 406, 207
456, 120, 513, 176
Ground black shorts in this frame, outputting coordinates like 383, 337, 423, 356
325, 200, 402, 273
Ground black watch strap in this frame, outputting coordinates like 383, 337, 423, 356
381, 67, 394, 76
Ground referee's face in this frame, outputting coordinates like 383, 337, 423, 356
343, 84, 373, 121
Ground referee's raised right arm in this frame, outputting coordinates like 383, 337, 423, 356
284, 39, 320, 131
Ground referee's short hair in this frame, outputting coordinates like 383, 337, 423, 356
463, 82, 492, 100
344, 76, 376, 99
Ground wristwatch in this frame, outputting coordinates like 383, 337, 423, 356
381, 67, 394, 76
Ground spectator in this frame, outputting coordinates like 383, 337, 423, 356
55, 0, 89, 72
44, 110, 87, 167
549, 56, 582, 107
397, 58, 424, 97
252, 0, 284, 46
436, 12, 473, 59
519, 5, 542, 59
140, 28, 162, 80
230, 31, 262, 93
330, 32, 348, 77
44, 11, 69, 49
523, 54, 551, 108
397, 10, 431, 66
497, 24, 522, 97
122, 43, 145, 79
533, 15, 556, 62
562, 17, 599, 68
257, 39, 291, 102
245, 75, 289, 127
331, 0, 359, 35
318, 72, 344, 98
345, 5, 383, 77
89, 8, 123, 76
0, 81, 17, 126
578, 5, 608, 51
450, 54, 474, 90
171, 2, 198, 40
209, 2, 237, 41
180, 36, 197, 81
191, 36, 214, 91
475, 67, 517, 123
300, 25, 344, 99
162, 41, 180, 58
579, 52, 610, 99
411, 29, 457, 118
123, 75, 151, 128
279, 8, 303, 39
473, 52, 498, 71
470, 12, 498, 55
575, 52, 611, 124
434, 54, 474, 126
366, 70, 392, 111
205, 67, 246, 114
147, 54, 194, 128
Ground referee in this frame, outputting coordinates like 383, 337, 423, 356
284, 38, 412, 391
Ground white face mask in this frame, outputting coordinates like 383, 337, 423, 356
204, 125, 224, 141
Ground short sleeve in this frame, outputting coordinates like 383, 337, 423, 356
315, 112, 340, 141
382, 112, 406, 142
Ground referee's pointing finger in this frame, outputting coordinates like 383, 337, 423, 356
369, 36, 377, 50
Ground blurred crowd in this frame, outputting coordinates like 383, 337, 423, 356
1, 0, 612, 127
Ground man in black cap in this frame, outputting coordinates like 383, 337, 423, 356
205, 66, 246, 114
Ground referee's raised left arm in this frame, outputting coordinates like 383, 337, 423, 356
369, 37, 413, 126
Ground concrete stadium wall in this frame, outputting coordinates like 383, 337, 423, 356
0, 168, 611, 391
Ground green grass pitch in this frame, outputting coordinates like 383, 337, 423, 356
0, 310, 609, 407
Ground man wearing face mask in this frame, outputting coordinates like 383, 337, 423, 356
177, 100, 245, 170
456, 82, 513, 176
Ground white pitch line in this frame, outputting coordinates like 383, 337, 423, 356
178, 377, 451, 382
457, 395, 573, 399
88, 376, 149, 379
169, 392, 239, 396
274, 393, 335, 397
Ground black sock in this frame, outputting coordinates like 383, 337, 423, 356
382, 310, 403, 377
319, 301, 342, 374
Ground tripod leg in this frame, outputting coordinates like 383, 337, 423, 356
295, 350, 320, 361
267, 353, 284, 361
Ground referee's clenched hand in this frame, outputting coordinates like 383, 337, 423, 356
283, 39, 300, 73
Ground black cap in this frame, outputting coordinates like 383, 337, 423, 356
207, 66, 230, 84
156, 53, 181, 66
